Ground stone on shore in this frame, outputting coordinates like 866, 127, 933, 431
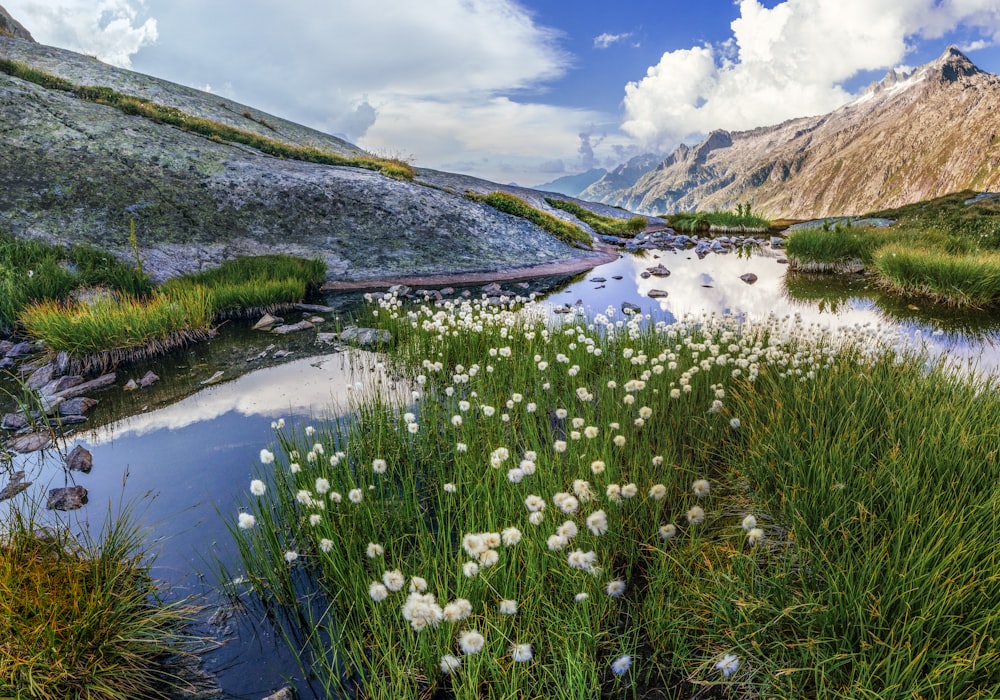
340, 327, 391, 348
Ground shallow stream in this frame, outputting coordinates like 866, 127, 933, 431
2, 245, 998, 698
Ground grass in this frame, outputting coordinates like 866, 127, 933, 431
0, 58, 413, 180
0, 502, 200, 699
545, 199, 647, 237
667, 204, 771, 233
465, 191, 593, 249
225, 291, 1000, 698
785, 191, 1000, 307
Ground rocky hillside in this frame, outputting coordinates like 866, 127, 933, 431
582, 48, 1000, 219
0, 26, 622, 284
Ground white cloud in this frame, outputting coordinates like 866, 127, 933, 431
4, 0, 157, 67
623, 0, 1000, 150
594, 32, 632, 49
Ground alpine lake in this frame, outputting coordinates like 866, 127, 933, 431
2, 242, 998, 699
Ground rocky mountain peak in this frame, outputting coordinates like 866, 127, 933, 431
0, 5, 34, 41
925, 45, 982, 82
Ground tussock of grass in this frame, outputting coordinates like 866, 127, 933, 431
465, 191, 593, 249
0, 505, 199, 699
0, 58, 413, 180
544, 198, 647, 237
227, 290, 1000, 698
873, 244, 1000, 307
668, 205, 771, 233
785, 223, 890, 264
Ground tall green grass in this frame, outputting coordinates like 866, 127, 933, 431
668, 204, 771, 233
226, 292, 1000, 697
545, 198, 647, 237
0, 503, 200, 699
873, 244, 1000, 307
465, 191, 593, 248
0, 58, 413, 180
785, 223, 890, 264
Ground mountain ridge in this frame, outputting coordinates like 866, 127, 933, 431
582, 47, 1000, 218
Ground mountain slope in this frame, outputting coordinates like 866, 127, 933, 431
0, 31, 616, 283
583, 48, 1000, 218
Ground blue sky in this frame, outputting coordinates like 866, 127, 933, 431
7, 1, 1000, 185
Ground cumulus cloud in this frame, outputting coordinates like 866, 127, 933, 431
623, 0, 1000, 150
594, 32, 632, 49
5, 0, 157, 67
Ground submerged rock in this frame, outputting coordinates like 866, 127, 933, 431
0, 472, 31, 502
47, 485, 88, 510
647, 289, 669, 298
272, 320, 314, 334
139, 370, 160, 388
51, 373, 116, 400
66, 445, 93, 472
59, 397, 97, 415
1, 413, 28, 431
646, 264, 671, 277
7, 431, 53, 453
252, 313, 282, 330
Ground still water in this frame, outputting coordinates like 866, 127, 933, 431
2, 246, 998, 698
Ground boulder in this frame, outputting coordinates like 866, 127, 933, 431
339, 327, 391, 348
1, 413, 28, 431
740, 273, 759, 284
252, 313, 282, 330
51, 373, 116, 400
0, 471, 31, 502
65, 445, 93, 472
47, 485, 88, 511
7, 431, 53, 453
139, 370, 160, 388
25, 363, 55, 390
58, 397, 97, 415
40, 375, 85, 397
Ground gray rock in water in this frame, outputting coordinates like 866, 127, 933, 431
261, 688, 295, 700
5, 341, 35, 358
340, 327, 391, 348
272, 320, 315, 334
7, 431, 53, 454
253, 313, 282, 330
388, 284, 412, 297
647, 289, 669, 298
740, 273, 758, 284
123, 378, 139, 391
770, 236, 785, 248
139, 370, 160, 388
51, 373, 116, 400
316, 332, 338, 344
0, 471, 31, 503
1, 413, 28, 431
54, 351, 71, 376
66, 445, 93, 472
0, 357, 14, 371
26, 363, 55, 390
294, 303, 335, 313
47, 485, 88, 510
482, 282, 503, 295
55, 415, 87, 426
59, 397, 98, 416
646, 264, 671, 277
40, 375, 85, 397
622, 302, 642, 315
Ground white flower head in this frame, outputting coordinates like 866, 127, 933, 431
741, 514, 758, 531
314, 477, 330, 494
715, 653, 740, 677
348, 488, 363, 504
747, 527, 765, 546
237, 512, 255, 529
249, 479, 266, 496
463, 561, 480, 578
372, 458, 388, 474
259, 449, 275, 465
319, 538, 333, 552
606, 579, 626, 597
692, 479, 711, 498
586, 509, 609, 536
383, 569, 405, 591
369, 581, 389, 602
510, 642, 533, 662
686, 505, 706, 525
439, 654, 462, 674
528, 511, 545, 526
659, 523, 677, 539
648, 484, 666, 500
611, 654, 632, 676
443, 598, 472, 621
366, 542, 384, 558
458, 629, 486, 654
574, 592, 589, 602
498, 599, 518, 615
284, 550, 298, 563
501, 526, 522, 546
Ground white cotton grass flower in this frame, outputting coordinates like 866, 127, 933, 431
330, 492, 342, 504
407, 422, 419, 434
613, 435, 626, 446
443, 598, 472, 621
567, 549, 599, 572
410, 576, 428, 593
401, 591, 444, 631
606, 484, 623, 504
498, 599, 518, 615
507, 468, 525, 483
606, 579, 626, 597
458, 630, 486, 655
369, 582, 389, 602
686, 505, 706, 525
659, 523, 677, 539
553, 440, 568, 453
555, 408, 568, 419
584, 425, 599, 439
305, 425, 315, 436
249, 479, 266, 496
638, 406, 653, 419
741, 514, 758, 531
648, 484, 667, 500
320, 538, 333, 552
621, 483, 638, 499
692, 479, 711, 498
314, 477, 330, 494
747, 527, 765, 546
528, 511, 545, 526
367, 542, 384, 558
591, 460, 606, 475
611, 654, 632, 676
383, 570, 405, 591
289, 462, 300, 473
525, 495, 546, 512
270, 418, 285, 430
574, 592, 589, 602
456, 442, 468, 453
586, 510, 609, 536
652, 455, 664, 467
439, 654, 462, 674
463, 561, 480, 578
547, 534, 569, 551
444, 482, 457, 493
479, 549, 499, 567
309, 513, 322, 526
490, 446, 510, 466
553, 492, 580, 514
237, 512, 255, 529
715, 653, 740, 677
573, 479, 596, 502
519, 458, 536, 475
284, 550, 298, 563
259, 449, 274, 465
348, 488, 363, 504
372, 458, 387, 474
730, 417, 741, 429
510, 643, 533, 662
501, 526, 522, 546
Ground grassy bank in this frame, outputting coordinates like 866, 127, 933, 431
786, 191, 1000, 307
465, 191, 593, 249
228, 292, 1000, 698
0, 504, 199, 699
545, 199, 647, 237
0, 57, 413, 180
668, 204, 771, 233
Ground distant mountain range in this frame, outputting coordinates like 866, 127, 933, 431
581, 47, 1000, 218
534, 168, 607, 197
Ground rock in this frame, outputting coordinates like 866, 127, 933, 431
54, 351, 71, 376
2, 413, 28, 430
51, 373, 116, 400
777, 258, 788, 264
0, 340, 11, 354
294, 303, 335, 313
7, 431, 53, 453
54, 415, 87, 426
438, 287, 455, 296
639, 271, 651, 279
252, 313, 282, 330
25, 363, 55, 390
261, 688, 295, 700
201, 370, 225, 385
740, 273, 759, 284
58, 397, 97, 415
123, 378, 139, 391
770, 236, 785, 248
272, 320, 315, 334
481, 282, 503, 294
647, 289, 669, 298
66, 445, 93, 472
40, 375, 85, 397
273, 349, 293, 358
590, 277, 607, 283
339, 327, 391, 348
139, 370, 160, 388
0, 357, 14, 371
0, 472, 31, 502
307, 316, 325, 323
5, 341, 35, 358
612, 275, 623, 280
646, 264, 671, 277
388, 284, 412, 297
622, 302, 642, 315
47, 485, 88, 511
316, 332, 338, 344
37, 395, 64, 415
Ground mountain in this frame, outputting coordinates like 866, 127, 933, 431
581, 48, 1000, 218
0, 21, 615, 284
535, 168, 607, 197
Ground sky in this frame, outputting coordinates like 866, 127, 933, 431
6, 0, 1000, 185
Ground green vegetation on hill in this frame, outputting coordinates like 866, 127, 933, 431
786, 191, 1000, 307
667, 204, 771, 232
544, 198, 647, 237
0, 57, 414, 180
465, 191, 593, 249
